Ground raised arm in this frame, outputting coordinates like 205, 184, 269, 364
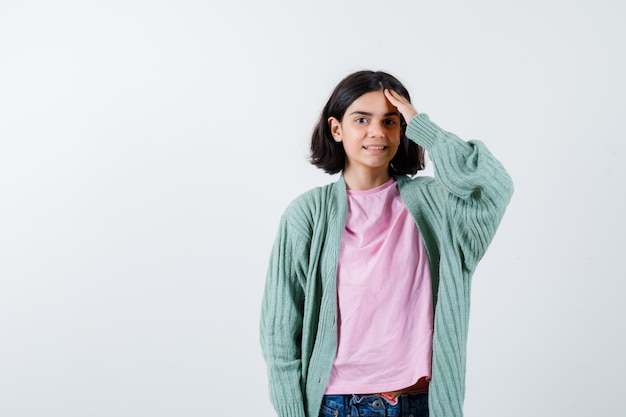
385, 88, 514, 269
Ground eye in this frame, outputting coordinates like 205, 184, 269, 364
383, 118, 397, 126
355, 117, 368, 124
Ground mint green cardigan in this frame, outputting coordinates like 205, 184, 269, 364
260, 113, 514, 417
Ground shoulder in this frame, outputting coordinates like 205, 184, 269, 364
396, 174, 438, 193
280, 180, 340, 235
284, 182, 335, 214
396, 174, 446, 210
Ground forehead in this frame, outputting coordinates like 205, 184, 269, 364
345, 90, 398, 115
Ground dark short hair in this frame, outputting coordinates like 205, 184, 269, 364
310, 70, 425, 176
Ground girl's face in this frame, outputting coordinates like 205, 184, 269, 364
329, 90, 402, 179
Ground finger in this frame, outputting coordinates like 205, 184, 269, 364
384, 89, 417, 120
383, 88, 402, 106
387, 88, 401, 100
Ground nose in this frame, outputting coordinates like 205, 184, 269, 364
368, 121, 385, 137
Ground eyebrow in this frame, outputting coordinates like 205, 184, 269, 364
349, 111, 401, 118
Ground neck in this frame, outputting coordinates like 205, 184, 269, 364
343, 166, 392, 191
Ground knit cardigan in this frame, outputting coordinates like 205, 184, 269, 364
260, 113, 514, 417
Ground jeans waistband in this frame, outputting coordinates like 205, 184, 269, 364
320, 392, 428, 417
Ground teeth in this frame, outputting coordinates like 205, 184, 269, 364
366, 146, 386, 150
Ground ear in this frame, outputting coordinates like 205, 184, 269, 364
328, 117, 343, 142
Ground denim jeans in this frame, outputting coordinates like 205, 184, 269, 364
319, 393, 428, 417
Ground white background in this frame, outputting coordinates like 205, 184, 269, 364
1, 1, 624, 416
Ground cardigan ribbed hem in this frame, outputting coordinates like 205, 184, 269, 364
275, 403, 306, 417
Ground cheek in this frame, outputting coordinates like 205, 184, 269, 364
391, 137, 403, 153
392, 131, 402, 145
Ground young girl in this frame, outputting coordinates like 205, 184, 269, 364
260, 70, 513, 417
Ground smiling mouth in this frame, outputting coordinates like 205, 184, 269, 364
363, 145, 387, 150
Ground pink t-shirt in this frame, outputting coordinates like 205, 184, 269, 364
325, 178, 433, 394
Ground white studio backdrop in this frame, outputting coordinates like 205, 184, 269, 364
1, 1, 624, 416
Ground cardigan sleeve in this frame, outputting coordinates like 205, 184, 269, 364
260, 213, 310, 417
405, 113, 514, 270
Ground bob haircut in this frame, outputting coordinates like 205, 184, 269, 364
310, 70, 425, 176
